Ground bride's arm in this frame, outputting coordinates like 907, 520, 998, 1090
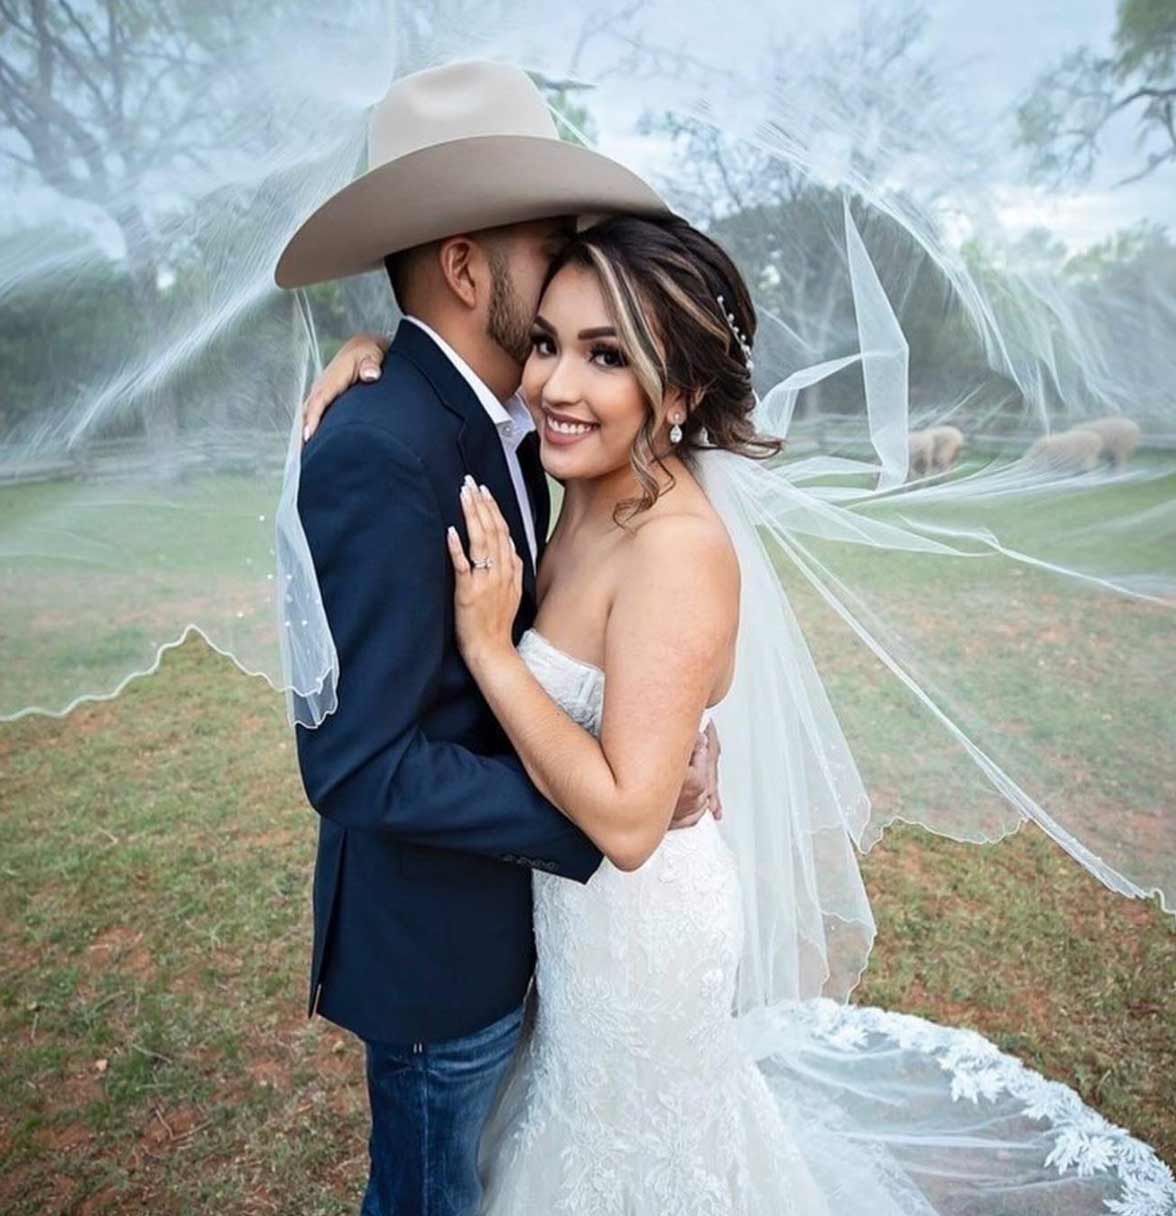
450, 481, 737, 872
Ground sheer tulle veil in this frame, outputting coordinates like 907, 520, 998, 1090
3, 5, 1173, 1205
1, 0, 1171, 1090
695, 441, 878, 1010
687, 196, 1171, 1014
2, 6, 1170, 935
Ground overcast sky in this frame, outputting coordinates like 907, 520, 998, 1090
581, 0, 1173, 252
925, 0, 1173, 245
2, 0, 1171, 259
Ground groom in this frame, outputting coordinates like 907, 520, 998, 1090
276, 62, 720, 1215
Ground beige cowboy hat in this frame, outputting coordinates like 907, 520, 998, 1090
274, 60, 670, 288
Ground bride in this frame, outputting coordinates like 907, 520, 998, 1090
306, 213, 1174, 1214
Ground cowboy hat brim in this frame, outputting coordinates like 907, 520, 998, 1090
274, 133, 670, 289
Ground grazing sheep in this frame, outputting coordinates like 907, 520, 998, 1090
908, 429, 935, 477
927, 425, 964, 472
1072, 416, 1141, 469
1025, 429, 1104, 472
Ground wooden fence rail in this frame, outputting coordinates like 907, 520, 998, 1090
2, 424, 1173, 488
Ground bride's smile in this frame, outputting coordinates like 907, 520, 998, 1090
522, 263, 670, 482
538, 405, 601, 447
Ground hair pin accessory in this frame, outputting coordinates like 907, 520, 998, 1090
716, 293, 755, 372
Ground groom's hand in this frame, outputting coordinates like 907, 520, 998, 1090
668, 720, 722, 831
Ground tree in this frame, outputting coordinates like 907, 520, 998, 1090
0, 0, 262, 448
0, 221, 139, 440
1016, 0, 1176, 187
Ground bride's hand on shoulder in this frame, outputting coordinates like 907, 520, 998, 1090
447, 476, 524, 669
301, 331, 390, 442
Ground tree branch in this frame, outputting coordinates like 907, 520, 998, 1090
0, 145, 38, 171
29, 0, 115, 129
0, 0, 37, 39
0, 43, 109, 196
57, 0, 107, 66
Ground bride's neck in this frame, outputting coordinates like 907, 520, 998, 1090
557, 453, 681, 536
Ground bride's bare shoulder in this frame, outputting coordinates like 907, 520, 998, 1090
622, 485, 740, 602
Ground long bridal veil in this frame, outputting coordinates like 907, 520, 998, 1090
693, 438, 1175, 1213
690, 190, 1173, 1014
1, 0, 1172, 1205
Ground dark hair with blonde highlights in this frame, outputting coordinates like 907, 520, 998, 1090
541, 213, 784, 523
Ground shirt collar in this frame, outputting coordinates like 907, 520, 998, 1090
502, 391, 537, 445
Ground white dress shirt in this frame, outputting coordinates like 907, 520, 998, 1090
403, 315, 539, 565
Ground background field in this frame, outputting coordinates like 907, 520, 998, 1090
1, 461, 1174, 1214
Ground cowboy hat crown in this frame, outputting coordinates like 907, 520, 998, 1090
274, 60, 668, 289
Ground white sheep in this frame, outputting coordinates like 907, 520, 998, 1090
927, 425, 964, 472
908, 429, 935, 477
1072, 416, 1141, 469
1024, 429, 1104, 472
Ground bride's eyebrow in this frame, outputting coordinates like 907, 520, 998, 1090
531, 315, 618, 341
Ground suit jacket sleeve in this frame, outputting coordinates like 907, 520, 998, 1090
292, 418, 601, 884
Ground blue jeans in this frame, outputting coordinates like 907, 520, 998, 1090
358, 1000, 525, 1216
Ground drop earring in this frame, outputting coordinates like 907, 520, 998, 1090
669, 415, 684, 444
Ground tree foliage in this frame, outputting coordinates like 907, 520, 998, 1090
1017, 0, 1176, 187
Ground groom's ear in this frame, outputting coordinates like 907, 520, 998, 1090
438, 235, 481, 311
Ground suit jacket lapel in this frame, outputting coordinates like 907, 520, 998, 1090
390, 321, 538, 607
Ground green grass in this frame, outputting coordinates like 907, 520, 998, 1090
0, 643, 366, 1215
4, 454, 1172, 719
1, 473, 287, 715
0, 638, 1172, 1215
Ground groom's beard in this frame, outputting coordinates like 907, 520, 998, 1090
487, 251, 533, 367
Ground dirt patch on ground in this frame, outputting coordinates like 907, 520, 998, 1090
85, 925, 155, 982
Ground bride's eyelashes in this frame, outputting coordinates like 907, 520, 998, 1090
529, 331, 556, 357
528, 330, 629, 369
588, 343, 627, 369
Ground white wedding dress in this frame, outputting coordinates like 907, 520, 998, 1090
477, 626, 1174, 1216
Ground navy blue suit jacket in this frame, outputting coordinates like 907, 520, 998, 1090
294, 320, 602, 1045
